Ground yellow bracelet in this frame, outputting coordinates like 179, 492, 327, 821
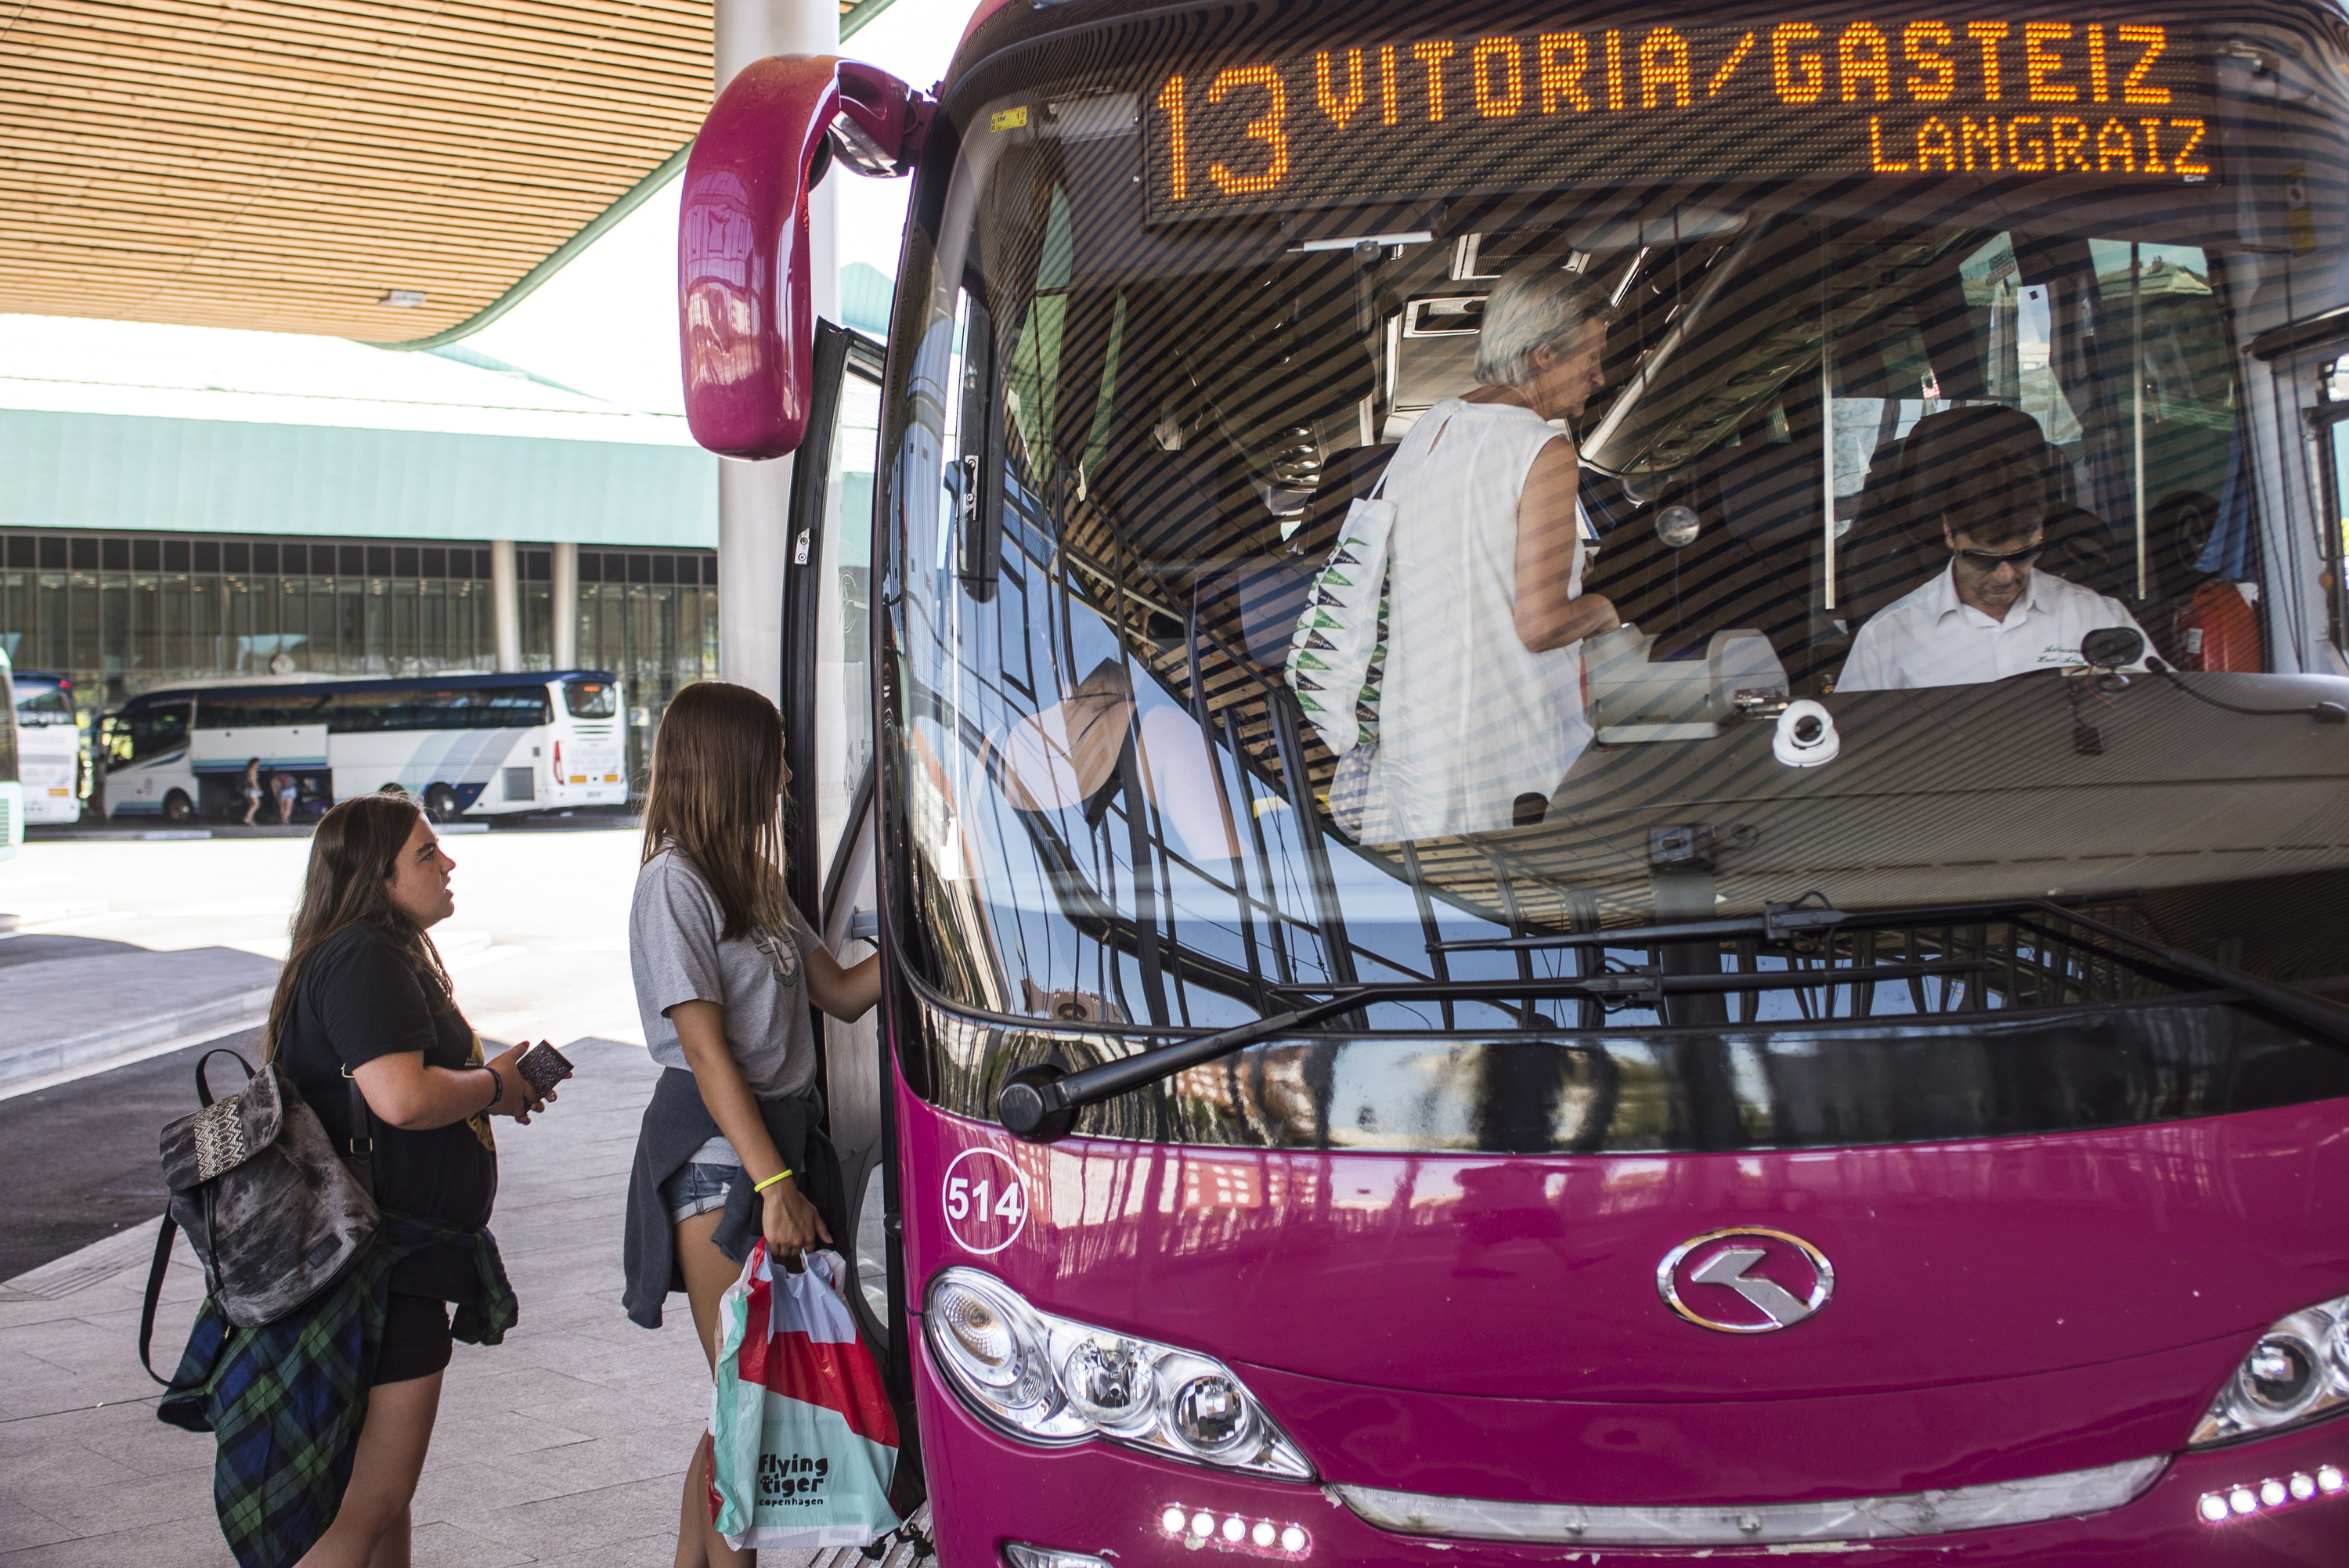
751, 1168, 793, 1194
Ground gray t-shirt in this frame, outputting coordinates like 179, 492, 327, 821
630, 846, 824, 1122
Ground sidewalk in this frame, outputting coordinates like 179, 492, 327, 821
0, 1038, 918, 1567
26, 824, 496, 842
0, 940, 280, 1091
0, 828, 651, 1097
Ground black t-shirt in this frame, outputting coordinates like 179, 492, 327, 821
279, 924, 498, 1264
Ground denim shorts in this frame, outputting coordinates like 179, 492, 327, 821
660, 1160, 741, 1225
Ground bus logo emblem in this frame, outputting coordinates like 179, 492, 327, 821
1657, 1228, 1835, 1334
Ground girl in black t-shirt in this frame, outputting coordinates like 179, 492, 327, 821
269, 793, 553, 1568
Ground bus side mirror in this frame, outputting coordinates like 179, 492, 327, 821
680, 54, 933, 459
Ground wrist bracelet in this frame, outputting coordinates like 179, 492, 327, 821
479, 1065, 504, 1113
752, 1168, 793, 1194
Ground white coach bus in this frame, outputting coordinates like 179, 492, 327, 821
9, 668, 85, 826
99, 671, 627, 824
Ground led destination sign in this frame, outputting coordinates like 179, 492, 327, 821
1144, 20, 2216, 219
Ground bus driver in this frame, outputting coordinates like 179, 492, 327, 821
1837, 414, 2148, 693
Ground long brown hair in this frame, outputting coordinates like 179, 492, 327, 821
265, 792, 452, 1062
640, 679, 791, 942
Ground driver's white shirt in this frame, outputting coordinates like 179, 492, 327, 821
1837, 563, 2149, 691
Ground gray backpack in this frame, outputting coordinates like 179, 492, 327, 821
139, 1048, 379, 1382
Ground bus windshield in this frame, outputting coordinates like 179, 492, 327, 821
108, 699, 191, 766
13, 678, 74, 726
562, 677, 619, 719
884, 7, 2349, 1055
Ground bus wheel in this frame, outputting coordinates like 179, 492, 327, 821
162, 790, 194, 824
424, 784, 460, 821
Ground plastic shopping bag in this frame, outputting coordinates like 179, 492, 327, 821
709, 1242, 900, 1551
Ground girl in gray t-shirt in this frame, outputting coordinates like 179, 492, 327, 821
621, 681, 879, 1568
632, 845, 825, 1105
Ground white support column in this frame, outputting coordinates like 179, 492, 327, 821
713, 0, 839, 705
489, 539, 521, 673
718, 461, 795, 704
551, 542, 579, 670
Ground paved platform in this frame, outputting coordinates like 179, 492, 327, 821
0, 942, 280, 1090
24, 809, 636, 845
0, 1025, 274, 1281
0, 830, 651, 1092
26, 824, 495, 842
0, 1037, 916, 1567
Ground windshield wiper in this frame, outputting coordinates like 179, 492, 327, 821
1433, 888, 2349, 1054
1426, 890, 2128, 956
1262, 965, 1982, 1007
995, 961, 1985, 1141
995, 892, 2349, 1141
2007, 903, 2349, 1052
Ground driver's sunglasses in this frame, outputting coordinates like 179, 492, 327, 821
1953, 541, 2048, 570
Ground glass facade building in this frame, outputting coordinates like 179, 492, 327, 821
1, 528, 720, 798
572, 546, 723, 726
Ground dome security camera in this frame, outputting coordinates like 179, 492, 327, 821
1773, 699, 1840, 767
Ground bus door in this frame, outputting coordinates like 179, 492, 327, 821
2304, 357, 2349, 671
781, 319, 893, 1348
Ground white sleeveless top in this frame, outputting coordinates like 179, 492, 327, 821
1356, 398, 1592, 842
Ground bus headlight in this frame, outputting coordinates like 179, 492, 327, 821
1168, 1371, 1258, 1458
925, 1268, 1312, 1480
929, 1271, 1065, 1423
1061, 1332, 1156, 1433
2192, 1293, 2349, 1447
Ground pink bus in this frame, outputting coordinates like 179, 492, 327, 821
683, 3, 2349, 1562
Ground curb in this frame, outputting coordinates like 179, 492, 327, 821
0, 986, 277, 1090
0, 1225, 159, 1301
26, 827, 214, 841
30, 821, 496, 841
0, 899, 109, 933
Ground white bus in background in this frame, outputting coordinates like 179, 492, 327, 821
99, 671, 627, 824
9, 668, 85, 825
0, 648, 22, 857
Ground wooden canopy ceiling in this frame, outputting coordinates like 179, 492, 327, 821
0, 2, 871, 344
